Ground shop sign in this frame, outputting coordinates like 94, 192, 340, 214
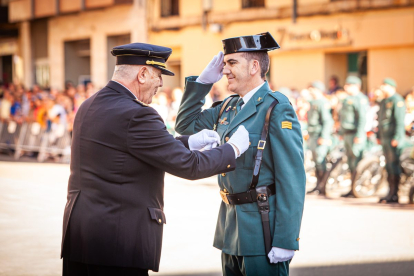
277, 27, 351, 50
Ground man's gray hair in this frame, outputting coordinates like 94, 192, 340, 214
241, 52, 270, 79
112, 64, 157, 80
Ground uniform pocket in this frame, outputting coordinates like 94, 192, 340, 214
243, 134, 261, 169
148, 207, 166, 224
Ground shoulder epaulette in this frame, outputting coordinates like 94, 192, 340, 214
134, 99, 149, 107
268, 90, 289, 104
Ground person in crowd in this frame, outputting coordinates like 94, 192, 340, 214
378, 78, 406, 204
306, 81, 334, 196
327, 75, 342, 95
339, 76, 369, 197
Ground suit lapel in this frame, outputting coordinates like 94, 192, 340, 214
224, 82, 270, 136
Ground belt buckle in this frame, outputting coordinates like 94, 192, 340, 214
258, 140, 266, 150
220, 190, 230, 204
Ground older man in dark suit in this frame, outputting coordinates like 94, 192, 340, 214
61, 43, 249, 276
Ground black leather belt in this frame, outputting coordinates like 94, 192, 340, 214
220, 184, 276, 205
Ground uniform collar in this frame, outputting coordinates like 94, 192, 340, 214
240, 82, 265, 108
107, 80, 137, 100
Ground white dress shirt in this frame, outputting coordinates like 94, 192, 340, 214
112, 80, 137, 99
239, 82, 265, 109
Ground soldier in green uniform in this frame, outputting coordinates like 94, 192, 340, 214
378, 78, 406, 203
175, 33, 305, 276
306, 81, 334, 196
340, 76, 369, 197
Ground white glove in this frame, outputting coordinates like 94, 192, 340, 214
188, 129, 220, 151
196, 52, 224, 84
268, 247, 295, 264
227, 125, 249, 158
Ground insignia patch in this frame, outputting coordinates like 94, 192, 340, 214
225, 106, 232, 112
281, 121, 292, 129
257, 97, 262, 102
386, 102, 393, 109
397, 101, 404, 107
220, 117, 229, 125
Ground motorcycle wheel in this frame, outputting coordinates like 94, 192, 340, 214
353, 155, 386, 198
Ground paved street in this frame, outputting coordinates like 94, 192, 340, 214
0, 161, 414, 276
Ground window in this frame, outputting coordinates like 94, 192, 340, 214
161, 0, 179, 17
242, 0, 265, 9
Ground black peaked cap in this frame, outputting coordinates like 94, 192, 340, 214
222, 32, 280, 55
111, 43, 175, 76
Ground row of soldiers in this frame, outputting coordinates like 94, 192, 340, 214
306, 76, 404, 204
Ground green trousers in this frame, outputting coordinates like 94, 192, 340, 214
343, 133, 365, 172
308, 135, 329, 172
381, 138, 401, 175
221, 252, 290, 276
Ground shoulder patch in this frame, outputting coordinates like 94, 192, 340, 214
135, 99, 149, 107
397, 101, 404, 107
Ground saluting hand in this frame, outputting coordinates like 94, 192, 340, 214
196, 52, 224, 84
188, 129, 221, 151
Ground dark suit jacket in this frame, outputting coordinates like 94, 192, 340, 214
61, 81, 236, 272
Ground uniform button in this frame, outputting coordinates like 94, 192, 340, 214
158, 219, 162, 223
223, 189, 227, 193
249, 142, 251, 145
227, 164, 231, 168
225, 137, 229, 142
221, 173, 226, 177
296, 238, 300, 241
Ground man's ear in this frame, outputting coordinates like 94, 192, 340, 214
250, 60, 260, 76
137, 67, 148, 84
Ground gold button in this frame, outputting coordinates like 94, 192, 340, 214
225, 137, 229, 142
227, 164, 231, 168
249, 142, 251, 145
221, 173, 226, 177
296, 238, 300, 241
158, 219, 162, 223
223, 189, 227, 193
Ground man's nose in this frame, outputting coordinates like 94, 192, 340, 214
223, 66, 231, 75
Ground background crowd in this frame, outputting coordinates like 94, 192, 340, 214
1, 76, 414, 154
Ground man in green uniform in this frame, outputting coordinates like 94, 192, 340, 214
340, 76, 369, 197
378, 78, 406, 203
306, 81, 334, 196
175, 33, 305, 276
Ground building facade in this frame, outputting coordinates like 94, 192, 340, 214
148, 0, 414, 94
5, 0, 146, 90
3, 0, 414, 94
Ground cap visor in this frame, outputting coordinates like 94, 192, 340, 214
160, 68, 175, 76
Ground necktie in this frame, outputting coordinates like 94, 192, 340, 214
236, 98, 244, 114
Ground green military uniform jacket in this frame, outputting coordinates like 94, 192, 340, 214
340, 92, 369, 139
307, 97, 333, 140
378, 93, 406, 143
175, 77, 306, 256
